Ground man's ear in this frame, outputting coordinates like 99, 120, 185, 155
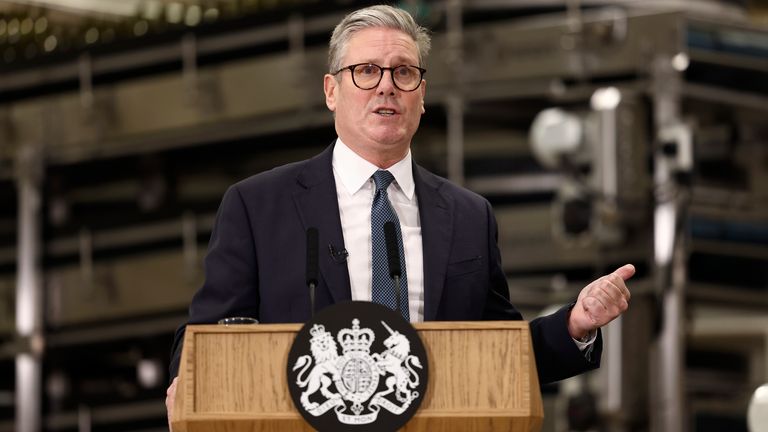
324, 74, 337, 112
420, 79, 427, 114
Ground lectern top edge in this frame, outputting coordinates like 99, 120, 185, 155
186, 321, 530, 333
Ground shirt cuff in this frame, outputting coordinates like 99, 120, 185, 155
572, 329, 597, 352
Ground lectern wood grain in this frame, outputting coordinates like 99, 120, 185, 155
172, 322, 543, 432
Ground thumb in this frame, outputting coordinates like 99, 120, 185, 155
613, 264, 636, 281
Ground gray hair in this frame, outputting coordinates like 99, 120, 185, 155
328, 5, 431, 74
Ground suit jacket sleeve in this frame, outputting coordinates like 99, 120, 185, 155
480, 200, 601, 384
169, 184, 261, 379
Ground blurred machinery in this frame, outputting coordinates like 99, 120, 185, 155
529, 86, 648, 246
1, 1, 768, 431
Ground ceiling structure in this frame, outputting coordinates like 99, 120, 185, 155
0, 0, 322, 68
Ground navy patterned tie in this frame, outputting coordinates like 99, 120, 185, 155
371, 170, 409, 320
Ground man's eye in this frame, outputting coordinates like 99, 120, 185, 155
360, 65, 377, 75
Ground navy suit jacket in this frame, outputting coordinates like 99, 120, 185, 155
169, 144, 601, 384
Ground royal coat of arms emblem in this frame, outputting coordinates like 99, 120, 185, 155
287, 302, 428, 431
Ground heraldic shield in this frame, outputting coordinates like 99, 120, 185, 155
287, 301, 429, 432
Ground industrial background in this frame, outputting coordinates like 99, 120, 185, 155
1, 0, 767, 431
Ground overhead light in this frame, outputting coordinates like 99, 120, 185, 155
34, 17, 48, 34
43, 35, 57, 52
7, 18, 19, 36
204, 7, 220, 22
84, 27, 99, 44
142, 0, 163, 20
186, 5, 202, 27
166, 2, 184, 25
20, 17, 33, 35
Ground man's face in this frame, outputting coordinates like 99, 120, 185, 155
324, 27, 426, 166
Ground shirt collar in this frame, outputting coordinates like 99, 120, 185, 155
332, 138, 415, 200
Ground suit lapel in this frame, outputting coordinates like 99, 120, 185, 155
414, 165, 453, 321
293, 144, 352, 305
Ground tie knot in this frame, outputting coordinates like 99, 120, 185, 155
372, 170, 395, 192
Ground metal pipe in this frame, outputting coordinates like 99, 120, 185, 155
650, 50, 689, 432
15, 143, 44, 432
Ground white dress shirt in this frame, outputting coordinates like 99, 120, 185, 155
332, 138, 425, 322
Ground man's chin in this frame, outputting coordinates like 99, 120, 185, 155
366, 128, 410, 146
372, 137, 410, 152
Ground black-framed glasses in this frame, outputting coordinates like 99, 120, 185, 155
333, 63, 426, 92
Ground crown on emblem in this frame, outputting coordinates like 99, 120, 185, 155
337, 319, 375, 354
309, 324, 332, 344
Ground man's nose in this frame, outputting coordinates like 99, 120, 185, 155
377, 70, 397, 95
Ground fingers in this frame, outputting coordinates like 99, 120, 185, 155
605, 267, 632, 302
166, 377, 178, 431
583, 287, 625, 321
165, 377, 179, 402
581, 273, 630, 324
597, 276, 626, 303
586, 271, 629, 304
613, 264, 636, 282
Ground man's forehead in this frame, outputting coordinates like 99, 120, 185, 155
345, 27, 418, 59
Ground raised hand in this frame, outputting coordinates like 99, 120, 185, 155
568, 264, 634, 340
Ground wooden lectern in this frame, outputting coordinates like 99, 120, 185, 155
171, 322, 543, 432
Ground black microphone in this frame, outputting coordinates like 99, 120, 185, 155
305, 227, 319, 317
383, 222, 402, 315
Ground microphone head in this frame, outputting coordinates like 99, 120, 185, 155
383, 222, 401, 278
305, 227, 319, 286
